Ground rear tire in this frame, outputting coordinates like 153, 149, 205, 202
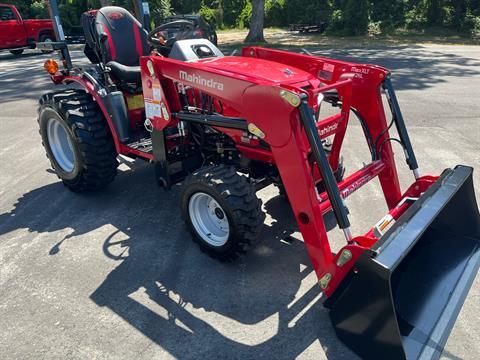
9, 49, 24, 56
38, 89, 118, 192
180, 165, 265, 261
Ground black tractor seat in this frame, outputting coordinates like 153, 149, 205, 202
82, 6, 150, 84
107, 61, 141, 84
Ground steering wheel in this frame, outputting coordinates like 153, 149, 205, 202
147, 20, 194, 49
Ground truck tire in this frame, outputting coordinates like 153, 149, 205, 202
180, 165, 265, 261
38, 89, 118, 192
211, 31, 218, 46
9, 49, 24, 56
39, 34, 54, 54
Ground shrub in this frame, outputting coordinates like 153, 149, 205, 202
265, 0, 285, 27
237, 1, 252, 28
405, 6, 428, 29
368, 21, 381, 35
467, 15, 480, 37
150, 0, 173, 24
343, 0, 369, 35
199, 5, 217, 23
329, 8, 344, 32
30, 1, 48, 19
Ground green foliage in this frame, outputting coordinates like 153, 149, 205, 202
404, 2, 428, 29
6, 0, 32, 16
330, 8, 344, 31
5, 0, 478, 36
237, 1, 252, 28
222, 0, 249, 28
473, 16, 480, 36
150, 0, 173, 23
425, 0, 443, 25
464, 13, 480, 36
342, 0, 369, 35
370, 0, 404, 32
58, 3, 78, 31
30, 1, 48, 19
279, 0, 333, 27
171, 0, 202, 12
368, 21, 382, 35
264, 0, 284, 27
199, 4, 216, 22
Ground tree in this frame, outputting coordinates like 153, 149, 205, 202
245, 0, 265, 42
343, 0, 369, 35
451, 0, 467, 27
425, 0, 443, 26
370, 0, 404, 30
150, 0, 173, 22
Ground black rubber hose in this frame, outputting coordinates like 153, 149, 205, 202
350, 107, 377, 161
322, 95, 377, 161
298, 96, 350, 230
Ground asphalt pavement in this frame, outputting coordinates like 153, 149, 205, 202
0, 44, 479, 359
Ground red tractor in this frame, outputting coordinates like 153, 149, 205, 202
38, 4, 480, 359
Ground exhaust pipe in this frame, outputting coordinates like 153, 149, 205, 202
326, 165, 480, 359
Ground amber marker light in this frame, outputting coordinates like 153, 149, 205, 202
44, 59, 58, 75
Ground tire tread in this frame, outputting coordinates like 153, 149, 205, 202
38, 89, 118, 192
182, 165, 265, 261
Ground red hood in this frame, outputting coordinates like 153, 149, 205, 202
198, 56, 315, 85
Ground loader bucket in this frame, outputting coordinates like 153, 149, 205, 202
327, 165, 480, 359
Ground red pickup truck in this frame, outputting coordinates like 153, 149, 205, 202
0, 3, 55, 55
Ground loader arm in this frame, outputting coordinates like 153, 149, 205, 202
243, 47, 405, 209
142, 49, 480, 359
142, 53, 413, 293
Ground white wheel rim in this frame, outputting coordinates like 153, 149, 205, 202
42, 38, 53, 52
188, 192, 230, 246
46, 117, 75, 173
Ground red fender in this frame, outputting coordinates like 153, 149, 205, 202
51, 74, 122, 153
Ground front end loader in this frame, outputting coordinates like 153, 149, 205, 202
37, 3, 479, 359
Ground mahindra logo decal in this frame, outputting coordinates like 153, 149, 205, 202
108, 12, 124, 20
179, 70, 224, 91
318, 123, 338, 137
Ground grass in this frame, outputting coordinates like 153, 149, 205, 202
217, 27, 480, 49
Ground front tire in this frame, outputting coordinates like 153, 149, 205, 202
180, 165, 265, 261
38, 89, 118, 192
